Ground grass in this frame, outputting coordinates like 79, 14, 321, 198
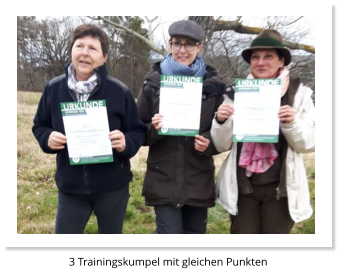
17, 91, 315, 234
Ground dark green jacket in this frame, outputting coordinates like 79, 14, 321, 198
137, 62, 225, 207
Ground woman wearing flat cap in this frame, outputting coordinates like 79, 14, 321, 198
137, 20, 225, 234
211, 29, 315, 233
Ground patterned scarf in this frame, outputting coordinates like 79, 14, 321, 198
67, 63, 99, 102
160, 53, 206, 77
239, 67, 290, 177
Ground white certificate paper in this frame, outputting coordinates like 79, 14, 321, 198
233, 79, 281, 143
60, 100, 113, 165
158, 75, 203, 136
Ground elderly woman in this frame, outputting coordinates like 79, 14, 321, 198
32, 24, 147, 234
211, 29, 315, 234
137, 20, 225, 234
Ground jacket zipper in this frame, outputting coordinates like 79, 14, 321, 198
115, 156, 124, 169
276, 187, 280, 200
84, 166, 90, 195
179, 136, 188, 208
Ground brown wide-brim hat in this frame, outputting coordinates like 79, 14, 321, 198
242, 29, 291, 66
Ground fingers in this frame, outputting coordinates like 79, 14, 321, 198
109, 130, 126, 152
216, 104, 234, 122
48, 131, 67, 150
151, 114, 163, 130
278, 105, 295, 124
194, 135, 210, 153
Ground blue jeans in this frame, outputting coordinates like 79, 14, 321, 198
154, 204, 207, 234
55, 185, 129, 234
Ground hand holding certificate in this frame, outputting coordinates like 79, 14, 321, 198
61, 100, 113, 165
233, 78, 281, 143
158, 75, 203, 136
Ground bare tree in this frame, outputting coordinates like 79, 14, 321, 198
17, 16, 315, 97
88, 16, 167, 56
17, 17, 77, 91
92, 16, 315, 57
17, 16, 39, 91
33, 17, 74, 78
89, 16, 315, 93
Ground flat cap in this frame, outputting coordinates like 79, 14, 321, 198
168, 20, 204, 42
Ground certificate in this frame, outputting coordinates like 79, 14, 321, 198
158, 75, 203, 136
60, 100, 113, 165
233, 79, 281, 143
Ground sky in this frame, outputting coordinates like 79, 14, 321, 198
36, 16, 315, 49
3, 3, 336, 251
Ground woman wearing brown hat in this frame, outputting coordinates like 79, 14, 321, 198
137, 20, 225, 233
211, 29, 315, 233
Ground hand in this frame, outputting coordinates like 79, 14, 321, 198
109, 130, 126, 152
48, 131, 67, 150
279, 105, 295, 124
151, 114, 163, 131
216, 104, 234, 122
194, 135, 210, 153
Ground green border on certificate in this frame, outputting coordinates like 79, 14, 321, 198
61, 100, 113, 165
158, 75, 203, 137
233, 78, 281, 143
233, 134, 278, 143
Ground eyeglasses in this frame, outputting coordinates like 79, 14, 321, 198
170, 41, 199, 51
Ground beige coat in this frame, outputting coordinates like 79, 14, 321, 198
211, 84, 315, 222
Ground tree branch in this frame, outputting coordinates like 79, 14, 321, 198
211, 19, 315, 54
89, 16, 167, 56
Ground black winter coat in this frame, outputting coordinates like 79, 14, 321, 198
32, 63, 147, 196
137, 62, 225, 207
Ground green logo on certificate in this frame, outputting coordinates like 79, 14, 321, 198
161, 127, 169, 134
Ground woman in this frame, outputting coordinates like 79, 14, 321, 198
211, 29, 315, 234
137, 20, 225, 234
32, 24, 147, 234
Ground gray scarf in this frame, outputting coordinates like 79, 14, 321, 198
67, 63, 99, 102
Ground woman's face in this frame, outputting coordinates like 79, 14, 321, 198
170, 37, 202, 66
71, 35, 108, 81
250, 49, 284, 78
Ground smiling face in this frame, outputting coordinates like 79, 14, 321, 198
250, 49, 284, 79
169, 36, 202, 66
71, 35, 108, 81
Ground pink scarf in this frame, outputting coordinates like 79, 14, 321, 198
239, 143, 278, 177
239, 67, 290, 177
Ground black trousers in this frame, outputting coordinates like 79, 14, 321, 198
230, 183, 294, 234
154, 204, 207, 234
55, 185, 129, 234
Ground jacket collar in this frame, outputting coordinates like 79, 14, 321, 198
287, 77, 300, 107
64, 63, 108, 83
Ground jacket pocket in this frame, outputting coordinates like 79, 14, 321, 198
186, 155, 215, 201
188, 154, 215, 171
146, 159, 172, 181
143, 159, 173, 199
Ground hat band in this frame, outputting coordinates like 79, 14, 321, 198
251, 38, 284, 48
